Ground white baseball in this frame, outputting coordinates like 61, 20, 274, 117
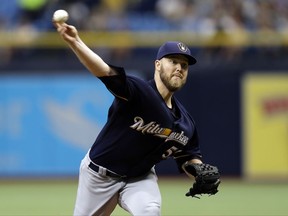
53, 9, 69, 23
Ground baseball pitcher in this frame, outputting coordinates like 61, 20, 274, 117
54, 19, 220, 216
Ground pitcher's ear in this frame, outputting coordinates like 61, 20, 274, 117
155, 60, 161, 68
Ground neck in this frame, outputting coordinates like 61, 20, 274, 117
154, 74, 174, 108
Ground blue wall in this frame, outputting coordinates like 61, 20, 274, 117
0, 73, 113, 176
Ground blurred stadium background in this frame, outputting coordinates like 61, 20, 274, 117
0, 0, 288, 215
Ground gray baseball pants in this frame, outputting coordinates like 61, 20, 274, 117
73, 152, 161, 216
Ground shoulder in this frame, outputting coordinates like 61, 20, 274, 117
99, 67, 152, 100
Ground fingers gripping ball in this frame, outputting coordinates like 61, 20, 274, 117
53, 9, 69, 23
184, 163, 220, 198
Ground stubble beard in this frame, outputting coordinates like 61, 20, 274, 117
159, 66, 186, 92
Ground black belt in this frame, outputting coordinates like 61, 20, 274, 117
88, 162, 126, 179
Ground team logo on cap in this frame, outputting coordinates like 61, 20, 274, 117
177, 42, 188, 53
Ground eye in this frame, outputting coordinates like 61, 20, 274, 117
181, 63, 188, 70
168, 58, 188, 69
170, 59, 177, 64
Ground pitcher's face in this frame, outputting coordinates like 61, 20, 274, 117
156, 55, 189, 92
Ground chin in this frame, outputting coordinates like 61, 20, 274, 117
169, 85, 182, 92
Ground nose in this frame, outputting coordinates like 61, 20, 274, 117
175, 63, 181, 70
176, 63, 184, 72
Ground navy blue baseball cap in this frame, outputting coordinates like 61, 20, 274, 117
156, 41, 197, 65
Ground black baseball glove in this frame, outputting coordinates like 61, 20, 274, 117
183, 163, 220, 198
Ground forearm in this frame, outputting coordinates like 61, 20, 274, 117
68, 38, 115, 77
55, 22, 116, 77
